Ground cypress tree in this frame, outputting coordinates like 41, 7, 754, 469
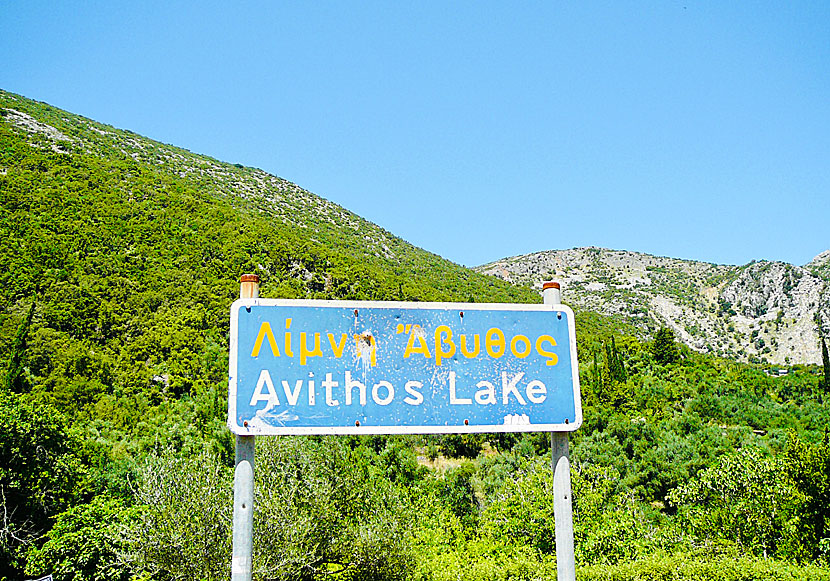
820, 334, 830, 394
604, 341, 614, 382
4, 301, 35, 393
610, 336, 626, 383
652, 327, 679, 365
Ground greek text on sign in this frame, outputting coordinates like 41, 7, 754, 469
228, 299, 581, 435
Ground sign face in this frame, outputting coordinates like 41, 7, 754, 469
228, 299, 581, 435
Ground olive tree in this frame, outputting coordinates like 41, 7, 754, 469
122, 450, 233, 581
254, 436, 414, 580
123, 437, 414, 581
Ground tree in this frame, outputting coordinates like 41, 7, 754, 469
819, 334, 830, 395
668, 447, 796, 559
4, 301, 36, 393
606, 336, 627, 383
25, 497, 133, 581
651, 327, 679, 365
122, 450, 232, 581
254, 437, 414, 580
0, 393, 83, 577
785, 434, 830, 560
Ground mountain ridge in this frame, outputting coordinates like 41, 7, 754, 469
0, 88, 542, 419
477, 246, 830, 365
0, 88, 535, 305
3, 88, 826, 368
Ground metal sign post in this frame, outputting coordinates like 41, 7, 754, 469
544, 281, 576, 581
231, 275, 258, 581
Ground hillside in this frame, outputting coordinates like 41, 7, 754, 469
2, 90, 829, 581
0, 89, 546, 416
0, 90, 536, 301
0, 89, 548, 577
478, 247, 830, 365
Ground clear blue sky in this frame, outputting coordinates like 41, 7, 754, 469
2, 1, 828, 267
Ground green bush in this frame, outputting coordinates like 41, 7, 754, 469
253, 437, 414, 580
25, 496, 134, 581
578, 552, 830, 581
121, 450, 232, 581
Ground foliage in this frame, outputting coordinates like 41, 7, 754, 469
785, 434, 830, 561
651, 327, 679, 365
437, 434, 485, 459
668, 447, 798, 559
122, 450, 233, 581
430, 462, 480, 528
578, 550, 830, 581
480, 457, 679, 565
0, 391, 85, 577
253, 437, 415, 581
582, 335, 630, 409
24, 496, 134, 581
4, 300, 34, 392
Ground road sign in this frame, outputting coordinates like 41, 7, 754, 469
228, 299, 581, 435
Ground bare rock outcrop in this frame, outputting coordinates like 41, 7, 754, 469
477, 247, 830, 365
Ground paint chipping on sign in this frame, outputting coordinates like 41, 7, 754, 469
228, 299, 581, 435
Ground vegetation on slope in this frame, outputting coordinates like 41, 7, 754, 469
1, 90, 830, 580
0, 89, 535, 579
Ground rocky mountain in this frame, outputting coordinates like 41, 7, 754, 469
477, 247, 830, 365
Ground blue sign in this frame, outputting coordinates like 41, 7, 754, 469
228, 299, 581, 435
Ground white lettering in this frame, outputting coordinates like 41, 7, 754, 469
449, 371, 472, 404
502, 372, 527, 405
404, 380, 424, 405
323, 373, 339, 406
474, 380, 497, 405
372, 381, 395, 405
345, 371, 367, 405
309, 374, 319, 405
281, 379, 303, 405
526, 379, 547, 404
250, 369, 280, 406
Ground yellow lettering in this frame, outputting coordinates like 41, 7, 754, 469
300, 332, 323, 365
510, 335, 532, 359
327, 333, 349, 358
485, 327, 506, 358
536, 335, 559, 366
434, 325, 456, 366
251, 322, 280, 357
459, 334, 480, 358
284, 318, 294, 358
403, 326, 431, 359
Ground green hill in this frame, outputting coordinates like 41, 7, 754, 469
2, 90, 829, 581
0, 89, 544, 422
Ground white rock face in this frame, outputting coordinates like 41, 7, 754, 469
477, 247, 830, 365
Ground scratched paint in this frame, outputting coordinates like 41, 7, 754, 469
228, 299, 581, 435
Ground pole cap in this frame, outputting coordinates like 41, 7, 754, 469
542, 281, 561, 290
240, 274, 260, 283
